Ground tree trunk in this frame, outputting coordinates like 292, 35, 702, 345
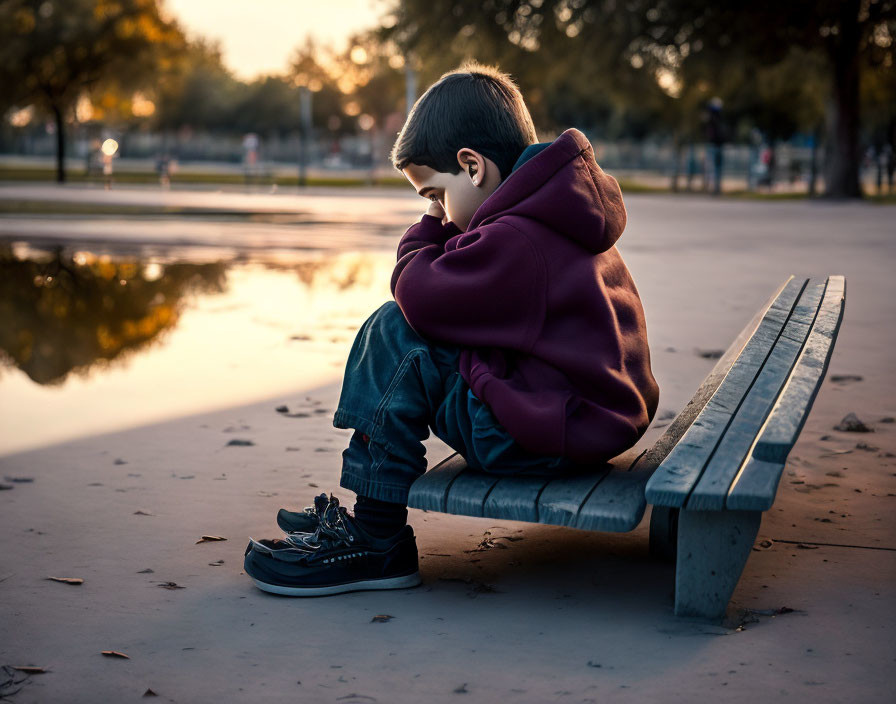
670, 135, 683, 192
52, 103, 66, 184
808, 125, 821, 197
823, 0, 862, 198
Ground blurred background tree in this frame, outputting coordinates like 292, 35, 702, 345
378, 0, 896, 198
0, 0, 187, 183
1, 1, 893, 197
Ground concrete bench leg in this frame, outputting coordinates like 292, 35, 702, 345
674, 509, 762, 619
648, 505, 679, 563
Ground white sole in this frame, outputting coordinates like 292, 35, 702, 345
250, 571, 422, 596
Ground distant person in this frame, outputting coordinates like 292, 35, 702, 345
686, 142, 699, 191
758, 144, 776, 191
702, 97, 727, 195
242, 132, 259, 182
876, 143, 894, 194
243, 62, 660, 596
885, 143, 895, 194
155, 153, 172, 189
788, 156, 802, 186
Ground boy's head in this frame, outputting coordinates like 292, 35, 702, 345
390, 61, 537, 231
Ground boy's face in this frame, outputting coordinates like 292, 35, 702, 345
401, 148, 502, 232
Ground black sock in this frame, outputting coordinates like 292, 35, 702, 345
352, 494, 408, 538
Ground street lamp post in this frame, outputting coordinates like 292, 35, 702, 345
298, 85, 313, 187
404, 55, 417, 118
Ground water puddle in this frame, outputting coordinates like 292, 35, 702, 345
0, 241, 395, 456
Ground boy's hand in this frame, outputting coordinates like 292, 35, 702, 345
426, 200, 445, 221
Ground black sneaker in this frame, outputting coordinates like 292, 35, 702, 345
244, 494, 421, 596
275, 492, 329, 534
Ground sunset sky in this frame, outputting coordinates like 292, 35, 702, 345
164, 0, 392, 80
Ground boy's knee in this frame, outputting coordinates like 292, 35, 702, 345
369, 300, 416, 336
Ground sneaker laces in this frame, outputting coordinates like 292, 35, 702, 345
285, 494, 354, 551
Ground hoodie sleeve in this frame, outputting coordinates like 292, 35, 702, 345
390, 215, 545, 351
394, 213, 462, 261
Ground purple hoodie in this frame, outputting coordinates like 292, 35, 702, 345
391, 127, 659, 464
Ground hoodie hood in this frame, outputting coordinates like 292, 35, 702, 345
466, 128, 626, 254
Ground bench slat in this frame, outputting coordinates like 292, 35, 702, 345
483, 476, 554, 522
537, 471, 613, 526
445, 471, 502, 516
726, 276, 846, 510
686, 278, 827, 510
575, 469, 652, 532
406, 452, 469, 512
645, 277, 807, 507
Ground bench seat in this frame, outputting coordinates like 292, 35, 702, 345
407, 274, 846, 620
408, 449, 650, 532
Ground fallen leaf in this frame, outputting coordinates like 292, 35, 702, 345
819, 448, 853, 457
46, 576, 83, 585
157, 581, 185, 590
196, 535, 227, 544
11, 666, 47, 674
370, 614, 393, 623
137, 568, 154, 574
101, 650, 130, 659
133, 510, 154, 516
208, 560, 225, 566
833, 412, 873, 433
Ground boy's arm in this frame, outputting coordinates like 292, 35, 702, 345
395, 214, 462, 262
390, 216, 545, 352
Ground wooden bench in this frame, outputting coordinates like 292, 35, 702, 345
407, 275, 846, 619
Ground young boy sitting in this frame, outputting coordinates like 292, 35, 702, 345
243, 61, 660, 597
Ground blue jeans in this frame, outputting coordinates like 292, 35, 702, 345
333, 300, 578, 504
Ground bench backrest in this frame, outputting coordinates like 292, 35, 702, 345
645, 275, 845, 511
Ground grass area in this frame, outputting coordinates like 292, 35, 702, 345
0, 166, 408, 189
0, 199, 309, 218
1, 166, 891, 203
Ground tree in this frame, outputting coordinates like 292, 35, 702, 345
153, 39, 242, 133
0, 0, 185, 182
381, 0, 896, 198
624, 1, 896, 198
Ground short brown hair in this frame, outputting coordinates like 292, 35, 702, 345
390, 60, 538, 182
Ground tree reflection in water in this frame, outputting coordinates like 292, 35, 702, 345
0, 243, 228, 385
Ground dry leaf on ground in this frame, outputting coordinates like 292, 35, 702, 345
101, 650, 130, 659
196, 535, 227, 544
46, 576, 83, 585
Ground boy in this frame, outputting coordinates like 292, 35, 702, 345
243, 61, 659, 596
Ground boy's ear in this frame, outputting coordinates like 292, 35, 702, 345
456, 148, 485, 185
